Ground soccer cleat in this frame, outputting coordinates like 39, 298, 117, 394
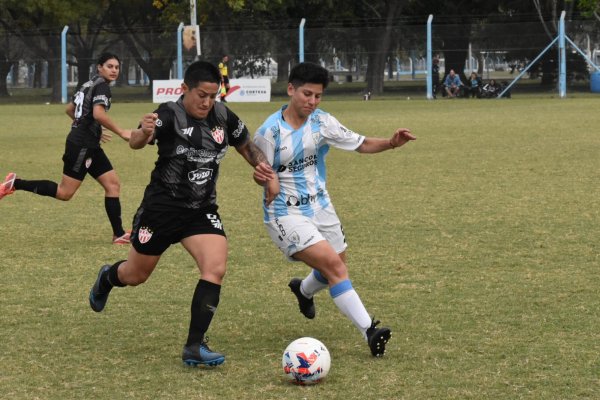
366, 319, 392, 357
288, 278, 315, 319
112, 230, 131, 245
89, 265, 112, 312
0, 172, 16, 200
182, 339, 225, 367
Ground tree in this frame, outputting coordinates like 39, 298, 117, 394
0, 0, 80, 101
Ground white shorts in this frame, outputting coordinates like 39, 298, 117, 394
265, 206, 347, 260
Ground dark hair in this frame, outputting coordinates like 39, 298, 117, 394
184, 61, 221, 88
289, 62, 329, 89
97, 52, 120, 66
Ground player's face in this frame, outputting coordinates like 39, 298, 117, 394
182, 81, 219, 119
288, 83, 323, 119
97, 58, 120, 82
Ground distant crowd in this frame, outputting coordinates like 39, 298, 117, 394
432, 59, 511, 99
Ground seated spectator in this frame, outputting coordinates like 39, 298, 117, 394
432, 58, 440, 98
465, 72, 482, 98
443, 69, 463, 98
481, 79, 501, 98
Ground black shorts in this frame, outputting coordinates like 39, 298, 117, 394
130, 205, 226, 256
62, 141, 113, 181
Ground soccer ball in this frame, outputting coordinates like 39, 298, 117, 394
282, 337, 331, 384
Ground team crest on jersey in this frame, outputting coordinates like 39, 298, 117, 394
138, 227, 153, 244
211, 127, 225, 144
85, 158, 92, 169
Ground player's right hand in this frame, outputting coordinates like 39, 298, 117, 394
140, 113, 158, 136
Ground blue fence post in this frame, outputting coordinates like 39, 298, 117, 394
61, 25, 69, 104
558, 11, 566, 98
299, 18, 306, 63
426, 15, 433, 99
177, 22, 184, 79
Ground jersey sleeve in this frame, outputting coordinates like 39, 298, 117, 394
321, 113, 365, 151
152, 104, 174, 143
253, 126, 275, 165
92, 82, 111, 108
225, 107, 250, 147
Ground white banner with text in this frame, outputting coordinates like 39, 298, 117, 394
152, 79, 271, 103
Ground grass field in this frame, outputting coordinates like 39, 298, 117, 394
1, 96, 599, 399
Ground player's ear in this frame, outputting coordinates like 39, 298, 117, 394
181, 82, 189, 93
287, 83, 295, 96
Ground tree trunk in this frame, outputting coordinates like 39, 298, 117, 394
0, 49, 11, 96
440, 23, 471, 83
365, 1, 401, 95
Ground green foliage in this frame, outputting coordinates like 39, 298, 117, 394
1, 96, 600, 399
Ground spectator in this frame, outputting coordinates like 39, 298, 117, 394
465, 72, 482, 98
218, 55, 230, 101
432, 58, 440, 98
443, 69, 463, 98
481, 79, 501, 98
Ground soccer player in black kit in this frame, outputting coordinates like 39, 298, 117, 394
0, 53, 132, 244
88, 61, 277, 367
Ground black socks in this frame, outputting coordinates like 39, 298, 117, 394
105, 197, 125, 237
186, 280, 221, 346
14, 178, 58, 198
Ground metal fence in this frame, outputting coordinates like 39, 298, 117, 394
2, 17, 599, 99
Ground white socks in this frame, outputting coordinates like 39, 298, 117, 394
329, 279, 372, 339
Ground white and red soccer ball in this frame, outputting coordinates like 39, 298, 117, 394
282, 337, 331, 384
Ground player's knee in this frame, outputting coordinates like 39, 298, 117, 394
200, 263, 227, 283
321, 258, 348, 281
56, 189, 75, 201
105, 180, 120, 195
127, 270, 151, 286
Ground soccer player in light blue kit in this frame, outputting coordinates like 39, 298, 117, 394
253, 62, 416, 356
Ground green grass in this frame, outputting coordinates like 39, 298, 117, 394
1, 97, 600, 399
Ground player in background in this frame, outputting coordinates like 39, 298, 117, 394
0, 53, 132, 244
253, 62, 416, 357
218, 55, 230, 101
88, 61, 277, 367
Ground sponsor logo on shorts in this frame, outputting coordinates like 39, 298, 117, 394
206, 213, 223, 230
303, 236, 315, 246
138, 227, 153, 244
85, 158, 92, 169
156, 118, 163, 127
275, 218, 286, 236
188, 168, 213, 185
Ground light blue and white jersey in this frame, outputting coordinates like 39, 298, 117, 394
254, 106, 365, 222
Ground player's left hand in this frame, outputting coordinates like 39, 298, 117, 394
390, 128, 416, 148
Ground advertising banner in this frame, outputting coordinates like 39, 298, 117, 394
152, 79, 271, 103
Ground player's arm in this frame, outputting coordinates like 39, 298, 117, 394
129, 113, 157, 149
356, 128, 416, 154
235, 140, 279, 205
93, 104, 131, 142
65, 102, 75, 120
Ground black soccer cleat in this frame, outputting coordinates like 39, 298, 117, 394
182, 339, 225, 367
89, 264, 112, 312
366, 319, 392, 357
288, 278, 315, 319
